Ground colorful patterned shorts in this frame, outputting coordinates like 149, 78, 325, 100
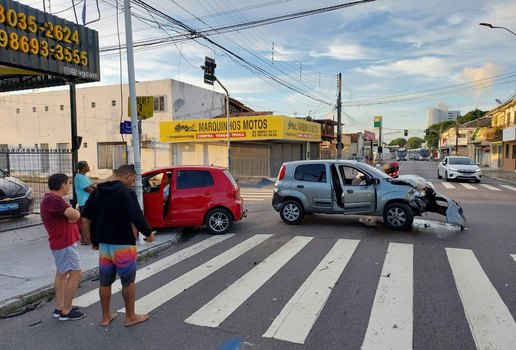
98, 243, 137, 287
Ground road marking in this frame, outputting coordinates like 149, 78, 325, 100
479, 184, 501, 191
243, 198, 265, 202
501, 185, 516, 192
74, 234, 234, 308
511, 254, 516, 263
441, 182, 456, 189
446, 248, 516, 349
362, 243, 413, 350
185, 236, 313, 328
263, 239, 360, 344
460, 183, 477, 190
126, 234, 273, 314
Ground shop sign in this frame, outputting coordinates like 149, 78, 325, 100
160, 115, 321, 143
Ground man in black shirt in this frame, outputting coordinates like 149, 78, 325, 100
82, 164, 155, 327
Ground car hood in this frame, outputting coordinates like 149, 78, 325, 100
447, 164, 480, 171
0, 176, 28, 199
388, 174, 427, 189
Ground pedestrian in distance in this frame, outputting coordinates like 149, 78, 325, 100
40, 173, 85, 321
82, 164, 156, 327
74, 160, 96, 245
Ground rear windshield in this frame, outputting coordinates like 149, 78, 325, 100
223, 170, 238, 187
449, 158, 475, 165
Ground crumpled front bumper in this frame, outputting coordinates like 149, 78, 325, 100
409, 187, 466, 228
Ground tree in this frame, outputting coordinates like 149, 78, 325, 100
388, 138, 407, 147
406, 137, 424, 149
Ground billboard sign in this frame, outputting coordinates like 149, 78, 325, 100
160, 115, 321, 143
0, 0, 100, 82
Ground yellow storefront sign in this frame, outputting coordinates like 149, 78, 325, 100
160, 115, 321, 142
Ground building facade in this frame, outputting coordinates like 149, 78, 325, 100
427, 103, 460, 126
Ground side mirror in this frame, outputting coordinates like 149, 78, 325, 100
372, 178, 380, 185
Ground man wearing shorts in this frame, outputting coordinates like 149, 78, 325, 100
82, 164, 155, 327
40, 173, 85, 321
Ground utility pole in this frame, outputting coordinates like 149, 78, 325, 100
336, 73, 342, 159
124, 0, 144, 243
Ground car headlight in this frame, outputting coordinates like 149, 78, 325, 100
475, 169, 481, 172
25, 188, 33, 198
448, 167, 458, 171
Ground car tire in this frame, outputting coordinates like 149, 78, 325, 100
279, 200, 304, 225
205, 208, 233, 235
474, 179, 480, 183
383, 202, 414, 231
437, 170, 442, 179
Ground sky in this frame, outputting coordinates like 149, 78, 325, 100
16, 0, 516, 142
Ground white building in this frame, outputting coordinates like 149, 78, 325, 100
427, 103, 460, 126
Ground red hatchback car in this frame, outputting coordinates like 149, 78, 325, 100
141, 166, 246, 234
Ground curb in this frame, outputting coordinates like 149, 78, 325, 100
0, 232, 183, 318
482, 174, 516, 186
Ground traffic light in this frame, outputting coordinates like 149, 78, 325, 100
404, 129, 408, 137
203, 56, 216, 85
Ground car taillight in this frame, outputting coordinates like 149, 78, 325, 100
278, 165, 286, 180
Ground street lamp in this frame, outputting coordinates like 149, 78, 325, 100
479, 22, 516, 37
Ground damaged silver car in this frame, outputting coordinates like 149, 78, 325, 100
272, 160, 465, 231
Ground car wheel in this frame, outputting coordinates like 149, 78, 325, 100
437, 169, 442, 179
474, 179, 480, 183
279, 200, 304, 225
383, 202, 414, 231
205, 208, 233, 235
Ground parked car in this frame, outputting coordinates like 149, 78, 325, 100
0, 169, 34, 220
141, 166, 246, 234
272, 160, 465, 231
437, 156, 482, 182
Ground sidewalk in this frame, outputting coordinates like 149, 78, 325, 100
0, 224, 181, 317
481, 168, 516, 185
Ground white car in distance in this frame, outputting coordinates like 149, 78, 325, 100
437, 156, 482, 182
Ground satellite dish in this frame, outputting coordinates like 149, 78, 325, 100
495, 99, 502, 104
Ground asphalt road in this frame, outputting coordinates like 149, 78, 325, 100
1, 160, 515, 350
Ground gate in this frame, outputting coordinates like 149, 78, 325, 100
0, 148, 72, 232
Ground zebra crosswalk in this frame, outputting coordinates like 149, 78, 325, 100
76, 234, 516, 348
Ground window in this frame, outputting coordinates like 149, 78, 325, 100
91, 102, 96, 108
142, 173, 164, 193
32, 107, 36, 112
513, 145, 516, 160
506, 144, 510, 158
60, 105, 64, 111
154, 96, 166, 112
97, 142, 127, 169
176, 170, 214, 189
294, 164, 326, 183
111, 100, 117, 107
45, 106, 48, 112
16, 108, 20, 114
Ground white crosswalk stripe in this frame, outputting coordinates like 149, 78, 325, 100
446, 248, 516, 349
263, 239, 360, 344
241, 189, 272, 202
459, 183, 477, 190
74, 234, 234, 308
185, 236, 313, 328
441, 182, 456, 189
362, 243, 413, 350
501, 185, 516, 192
126, 234, 272, 314
512, 254, 516, 263
479, 184, 501, 191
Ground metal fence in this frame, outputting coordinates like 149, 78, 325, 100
0, 148, 72, 232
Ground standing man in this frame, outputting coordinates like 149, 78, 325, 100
40, 173, 85, 321
74, 161, 96, 245
82, 164, 155, 327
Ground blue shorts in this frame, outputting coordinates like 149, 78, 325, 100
98, 243, 137, 287
51, 243, 81, 274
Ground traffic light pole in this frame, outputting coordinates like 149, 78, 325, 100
216, 78, 231, 171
